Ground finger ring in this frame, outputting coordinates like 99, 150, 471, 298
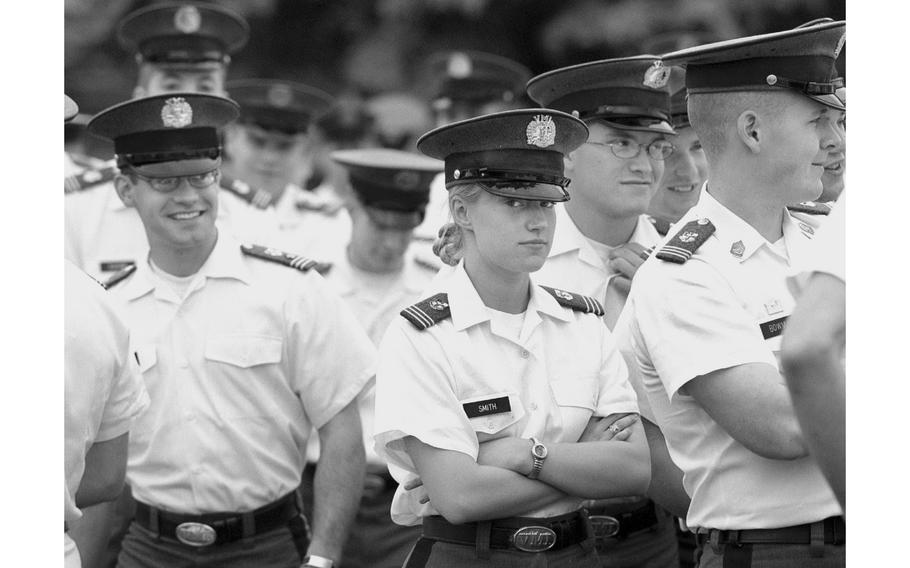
608, 424, 621, 434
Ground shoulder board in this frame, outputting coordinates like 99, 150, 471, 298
656, 218, 716, 264
102, 263, 137, 290
400, 293, 451, 330
240, 244, 330, 274
64, 165, 117, 194
787, 201, 831, 215
68, 152, 106, 170
220, 174, 274, 209
539, 286, 605, 316
648, 215, 672, 237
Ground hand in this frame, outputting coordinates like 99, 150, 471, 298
607, 243, 653, 282
402, 477, 430, 505
579, 414, 639, 443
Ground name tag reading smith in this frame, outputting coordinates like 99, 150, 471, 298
463, 396, 512, 419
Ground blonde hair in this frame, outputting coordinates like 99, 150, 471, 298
432, 183, 483, 266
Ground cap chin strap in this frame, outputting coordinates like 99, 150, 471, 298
769, 75, 844, 95
452, 167, 571, 189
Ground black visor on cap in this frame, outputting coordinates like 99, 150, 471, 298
350, 177, 430, 211
140, 36, 227, 63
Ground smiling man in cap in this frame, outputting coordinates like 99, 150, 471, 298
87, 93, 376, 568
527, 54, 685, 568
619, 20, 846, 567
64, 2, 279, 284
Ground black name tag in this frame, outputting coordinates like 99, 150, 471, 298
100, 260, 136, 272
759, 316, 788, 340
463, 396, 511, 419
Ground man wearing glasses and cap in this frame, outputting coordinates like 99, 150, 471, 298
526, 55, 685, 568
64, 2, 279, 283
84, 93, 376, 568
621, 21, 846, 567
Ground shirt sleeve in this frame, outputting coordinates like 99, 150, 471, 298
593, 321, 640, 418
631, 261, 778, 401
95, 290, 150, 442
611, 308, 656, 422
373, 321, 479, 475
287, 270, 377, 429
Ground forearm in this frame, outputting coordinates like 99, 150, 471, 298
535, 438, 650, 498
641, 420, 689, 517
430, 462, 569, 524
309, 403, 366, 561
75, 434, 129, 509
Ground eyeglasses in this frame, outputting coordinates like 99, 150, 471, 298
128, 169, 220, 193
587, 139, 675, 161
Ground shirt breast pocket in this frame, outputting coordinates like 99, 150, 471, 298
133, 344, 158, 374
550, 378, 598, 411
459, 391, 526, 438
205, 335, 284, 368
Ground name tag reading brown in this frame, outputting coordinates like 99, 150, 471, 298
463, 396, 511, 418
759, 316, 788, 340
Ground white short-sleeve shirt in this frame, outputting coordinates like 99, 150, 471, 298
535, 205, 663, 328
269, 183, 353, 262
65, 261, 149, 563
373, 263, 639, 526
107, 231, 376, 514
64, 181, 281, 282
623, 190, 842, 530
788, 193, 846, 296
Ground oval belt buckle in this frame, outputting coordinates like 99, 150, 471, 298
511, 525, 557, 552
588, 515, 621, 539
175, 522, 217, 547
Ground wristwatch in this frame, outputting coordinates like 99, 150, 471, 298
303, 555, 334, 568
527, 436, 548, 480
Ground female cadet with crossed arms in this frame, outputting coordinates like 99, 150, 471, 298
373, 109, 651, 568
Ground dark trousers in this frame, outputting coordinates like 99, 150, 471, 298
300, 463, 422, 568
116, 515, 309, 568
402, 537, 602, 568
593, 504, 680, 568
696, 542, 845, 568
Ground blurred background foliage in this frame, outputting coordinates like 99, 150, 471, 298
65, 0, 845, 114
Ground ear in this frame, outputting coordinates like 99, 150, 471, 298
736, 109, 762, 154
450, 193, 473, 232
113, 175, 137, 208
563, 150, 577, 174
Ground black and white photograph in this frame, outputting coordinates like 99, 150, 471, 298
55, 1, 864, 566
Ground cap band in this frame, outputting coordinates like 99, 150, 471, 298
686, 55, 839, 93
238, 110, 312, 134
350, 178, 430, 211
450, 167, 570, 190
139, 36, 228, 63
550, 88, 670, 120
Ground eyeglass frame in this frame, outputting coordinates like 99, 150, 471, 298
124, 168, 221, 193
586, 138, 676, 161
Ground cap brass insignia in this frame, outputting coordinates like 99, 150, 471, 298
730, 240, 745, 258
642, 61, 670, 89
526, 115, 556, 148
174, 5, 202, 34
678, 231, 699, 243
161, 97, 193, 128
267, 84, 293, 108
447, 52, 473, 79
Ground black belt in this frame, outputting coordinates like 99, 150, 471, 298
699, 516, 845, 547
422, 510, 591, 553
585, 499, 660, 540
134, 492, 300, 547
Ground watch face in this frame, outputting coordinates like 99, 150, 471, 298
533, 444, 547, 459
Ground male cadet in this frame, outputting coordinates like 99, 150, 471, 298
64, 95, 150, 568
64, 2, 278, 282
622, 21, 846, 567
648, 67, 709, 232
412, 51, 532, 253
88, 93, 376, 568
222, 79, 349, 261
526, 56, 684, 568
311, 148, 443, 568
